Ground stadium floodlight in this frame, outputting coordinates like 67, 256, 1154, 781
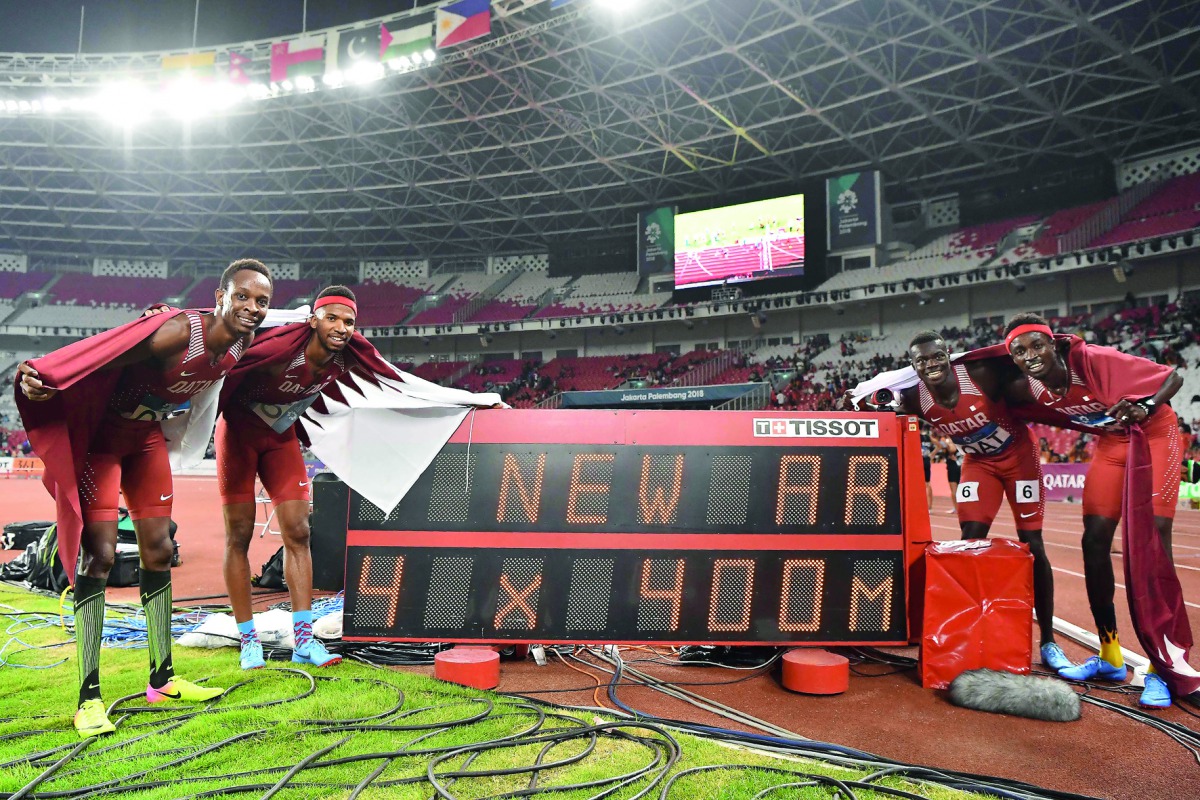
422, 49, 436, 63
296, 75, 316, 92
248, 83, 271, 99
4, 100, 17, 113
41, 96, 61, 113
323, 71, 344, 87
349, 61, 385, 84
388, 56, 411, 71
95, 81, 151, 125
281, 79, 294, 92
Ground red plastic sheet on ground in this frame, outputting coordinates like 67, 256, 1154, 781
920, 539, 1033, 689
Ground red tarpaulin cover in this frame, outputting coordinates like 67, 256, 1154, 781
921, 538, 1033, 690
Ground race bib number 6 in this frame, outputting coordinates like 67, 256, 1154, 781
1015, 479, 1040, 503
956, 481, 981, 503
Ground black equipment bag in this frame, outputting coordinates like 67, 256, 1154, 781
26, 524, 71, 594
253, 546, 288, 590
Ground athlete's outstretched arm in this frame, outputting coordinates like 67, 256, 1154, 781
1107, 368, 1182, 425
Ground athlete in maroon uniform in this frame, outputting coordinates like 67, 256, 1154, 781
886, 331, 1067, 667
16, 259, 272, 738
218, 286, 363, 670
1001, 313, 1183, 707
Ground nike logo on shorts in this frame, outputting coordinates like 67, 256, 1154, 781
160, 493, 172, 501
298, 481, 308, 487
180, 371, 197, 377
1020, 511, 1038, 518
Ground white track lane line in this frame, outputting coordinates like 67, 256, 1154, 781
924, 518, 1200, 573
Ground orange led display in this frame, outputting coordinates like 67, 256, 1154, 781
565, 453, 616, 524
775, 454, 821, 525
639, 558, 685, 630
778, 558, 825, 632
849, 574, 894, 631
357, 555, 404, 627
638, 453, 684, 524
708, 558, 755, 631
845, 455, 888, 525
494, 572, 543, 630
496, 452, 547, 523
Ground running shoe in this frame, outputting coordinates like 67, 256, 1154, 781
1139, 673, 1172, 709
73, 699, 116, 739
146, 677, 225, 704
1057, 655, 1127, 682
292, 638, 342, 667
240, 639, 265, 670
1040, 642, 1074, 671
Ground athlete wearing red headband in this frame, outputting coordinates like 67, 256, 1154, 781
1000, 312, 1183, 708
216, 285, 375, 671
842, 330, 1070, 671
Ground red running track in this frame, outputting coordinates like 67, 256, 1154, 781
1, 475, 1198, 798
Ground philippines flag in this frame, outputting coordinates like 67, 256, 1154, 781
436, 0, 492, 49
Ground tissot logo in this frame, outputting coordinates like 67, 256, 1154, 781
753, 418, 879, 438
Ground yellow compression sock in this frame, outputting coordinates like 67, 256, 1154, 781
1098, 634, 1124, 668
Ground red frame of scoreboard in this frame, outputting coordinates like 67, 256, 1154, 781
342, 410, 930, 646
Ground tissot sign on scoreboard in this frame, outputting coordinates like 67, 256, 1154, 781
342, 410, 927, 645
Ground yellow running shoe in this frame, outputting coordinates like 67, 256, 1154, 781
146, 677, 224, 704
74, 699, 116, 739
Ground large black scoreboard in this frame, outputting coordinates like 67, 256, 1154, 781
339, 410, 928, 645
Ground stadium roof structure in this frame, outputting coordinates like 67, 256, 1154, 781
0, 0, 1198, 264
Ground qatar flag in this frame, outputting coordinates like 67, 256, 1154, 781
1122, 426, 1200, 700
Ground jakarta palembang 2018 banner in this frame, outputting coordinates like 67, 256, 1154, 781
637, 206, 675, 274
826, 171, 882, 251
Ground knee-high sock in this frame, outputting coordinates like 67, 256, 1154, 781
74, 575, 107, 707
140, 568, 175, 688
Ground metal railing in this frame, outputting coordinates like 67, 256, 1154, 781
453, 271, 521, 324
714, 382, 771, 410
673, 350, 737, 387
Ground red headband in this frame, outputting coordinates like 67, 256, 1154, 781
1004, 323, 1054, 351
314, 295, 357, 314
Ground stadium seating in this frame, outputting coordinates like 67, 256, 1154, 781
49, 274, 189, 308
355, 278, 440, 327
406, 273, 495, 325
0, 271, 51, 299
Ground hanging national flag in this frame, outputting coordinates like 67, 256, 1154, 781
381, 20, 434, 62
327, 24, 382, 72
492, 0, 541, 17
270, 36, 326, 83
1122, 427, 1200, 699
228, 51, 252, 85
436, 0, 491, 49
161, 52, 216, 82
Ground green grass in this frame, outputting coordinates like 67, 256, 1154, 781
0, 582, 986, 799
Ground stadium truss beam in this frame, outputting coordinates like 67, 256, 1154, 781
0, 0, 1198, 263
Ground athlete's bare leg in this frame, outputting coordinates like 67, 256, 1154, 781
275, 499, 313, 613
222, 502, 257, 623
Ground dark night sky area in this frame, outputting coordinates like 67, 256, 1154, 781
0, 0, 444, 53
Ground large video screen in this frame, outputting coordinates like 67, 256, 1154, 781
674, 193, 805, 290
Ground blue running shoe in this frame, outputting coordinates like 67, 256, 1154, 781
1139, 673, 1171, 709
1058, 655, 1127, 682
292, 638, 341, 667
240, 639, 265, 670
1040, 642, 1073, 671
